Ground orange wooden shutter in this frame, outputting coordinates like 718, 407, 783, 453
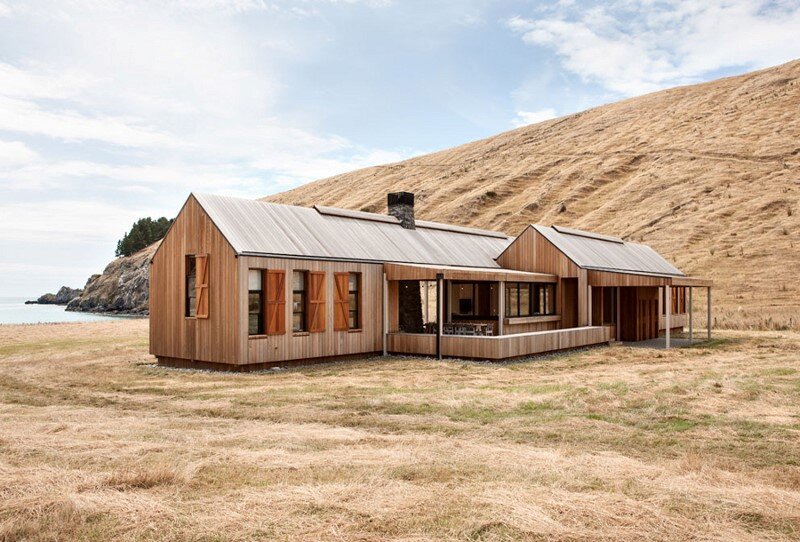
195, 254, 209, 319
308, 271, 326, 332
333, 272, 349, 331
265, 270, 286, 335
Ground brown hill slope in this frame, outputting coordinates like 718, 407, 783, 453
266, 60, 800, 330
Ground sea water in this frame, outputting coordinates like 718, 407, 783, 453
0, 297, 127, 325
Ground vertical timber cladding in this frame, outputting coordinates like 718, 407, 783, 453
149, 195, 240, 364
618, 286, 660, 341
240, 256, 383, 365
496, 226, 587, 328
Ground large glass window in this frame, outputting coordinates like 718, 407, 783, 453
506, 283, 556, 317
292, 271, 307, 332
450, 282, 494, 318
185, 255, 196, 317
348, 272, 360, 329
248, 270, 263, 335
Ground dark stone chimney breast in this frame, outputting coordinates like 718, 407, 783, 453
387, 192, 415, 229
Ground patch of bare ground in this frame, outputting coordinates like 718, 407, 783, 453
1, 319, 799, 540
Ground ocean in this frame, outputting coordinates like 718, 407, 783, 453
0, 297, 132, 325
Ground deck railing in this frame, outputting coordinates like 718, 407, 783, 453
387, 325, 615, 361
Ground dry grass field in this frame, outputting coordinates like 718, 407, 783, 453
267, 60, 800, 331
1, 319, 800, 541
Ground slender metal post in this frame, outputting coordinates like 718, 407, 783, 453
665, 284, 671, 349
424, 280, 429, 323
382, 272, 388, 356
436, 273, 444, 359
446, 280, 452, 323
498, 281, 505, 336
616, 287, 621, 342
707, 287, 712, 340
688, 287, 693, 344
587, 285, 592, 327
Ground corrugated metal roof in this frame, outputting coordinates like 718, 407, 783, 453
534, 224, 684, 277
551, 225, 623, 244
194, 193, 511, 268
314, 204, 509, 238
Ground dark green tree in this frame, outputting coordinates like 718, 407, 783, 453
116, 217, 173, 257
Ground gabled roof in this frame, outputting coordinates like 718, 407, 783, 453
532, 224, 684, 277
193, 193, 511, 268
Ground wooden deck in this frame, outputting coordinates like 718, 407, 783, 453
388, 325, 615, 361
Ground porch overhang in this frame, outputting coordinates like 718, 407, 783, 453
384, 262, 557, 283
587, 268, 711, 288
670, 276, 712, 287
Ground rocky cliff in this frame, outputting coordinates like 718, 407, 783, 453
26, 286, 83, 305
66, 242, 157, 315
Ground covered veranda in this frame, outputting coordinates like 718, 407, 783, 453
587, 271, 713, 349
382, 262, 614, 360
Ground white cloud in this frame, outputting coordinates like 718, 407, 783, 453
0, 2, 10, 17
508, 0, 800, 97
0, 199, 150, 244
512, 108, 557, 127
0, 140, 39, 167
0, 96, 181, 148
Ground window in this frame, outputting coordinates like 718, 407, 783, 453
248, 270, 263, 335
348, 272, 360, 329
185, 256, 196, 317
449, 282, 493, 318
505, 283, 556, 317
452, 282, 475, 316
506, 283, 518, 317
292, 271, 306, 332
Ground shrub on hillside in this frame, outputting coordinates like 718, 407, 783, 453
116, 217, 173, 257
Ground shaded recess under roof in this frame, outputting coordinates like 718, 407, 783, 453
193, 193, 512, 268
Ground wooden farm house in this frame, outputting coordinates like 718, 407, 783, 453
149, 192, 712, 370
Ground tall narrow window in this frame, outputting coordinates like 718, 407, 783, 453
506, 283, 519, 317
544, 284, 555, 315
185, 255, 196, 317
292, 271, 307, 332
348, 272, 360, 329
519, 283, 531, 316
248, 269, 263, 335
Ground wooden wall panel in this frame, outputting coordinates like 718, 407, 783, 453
243, 256, 383, 365
497, 226, 579, 278
588, 270, 670, 287
618, 286, 659, 341
439, 326, 614, 360
387, 333, 436, 356
503, 317, 560, 334
562, 278, 578, 328
497, 227, 586, 329
150, 195, 240, 364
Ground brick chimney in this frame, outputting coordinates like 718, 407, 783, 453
387, 192, 415, 229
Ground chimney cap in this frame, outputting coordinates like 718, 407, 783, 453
387, 192, 414, 206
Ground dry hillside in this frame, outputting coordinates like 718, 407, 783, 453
266, 60, 800, 330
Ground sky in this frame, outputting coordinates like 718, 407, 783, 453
1, 0, 799, 297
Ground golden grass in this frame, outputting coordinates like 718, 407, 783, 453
267, 60, 800, 331
1, 319, 800, 541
